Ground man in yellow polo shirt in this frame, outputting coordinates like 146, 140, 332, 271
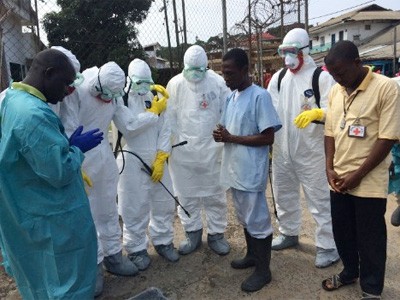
321, 41, 400, 299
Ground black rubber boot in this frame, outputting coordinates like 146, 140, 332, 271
241, 234, 272, 292
231, 228, 256, 269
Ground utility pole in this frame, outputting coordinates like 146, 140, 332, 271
297, 0, 301, 24
280, 0, 284, 39
394, 26, 397, 76
172, 0, 181, 69
304, 0, 309, 31
222, 0, 227, 55
248, 0, 252, 74
163, 0, 173, 76
34, 0, 41, 52
181, 0, 187, 53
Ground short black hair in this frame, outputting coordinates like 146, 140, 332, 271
223, 48, 249, 69
325, 40, 360, 65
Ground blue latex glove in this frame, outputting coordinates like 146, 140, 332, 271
69, 126, 104, 153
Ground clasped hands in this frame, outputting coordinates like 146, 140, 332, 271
212, 124, 230, 143
326, 169, 362, 193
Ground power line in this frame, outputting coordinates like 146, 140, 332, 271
309, 0, 375, 20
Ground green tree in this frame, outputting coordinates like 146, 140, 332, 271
42, 0, 153, 70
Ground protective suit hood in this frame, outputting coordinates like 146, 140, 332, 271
184, 45, 208, 68
128, 58, 154, 83
126, 59, 154, 95
282, 28, 310, 56
51, 46, 81, 73
88, 61, 125, 97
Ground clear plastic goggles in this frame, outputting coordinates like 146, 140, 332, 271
95, 85, 125, 101
130, 77, 153, 95
184, 65, 206, 72
95, 69, 125, 101
277, 44, 308, 57
183, 65, 207, 82
69, 72, 84, 87
66, 72, 84, 95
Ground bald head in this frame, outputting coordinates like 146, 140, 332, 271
24, 49, 76, 104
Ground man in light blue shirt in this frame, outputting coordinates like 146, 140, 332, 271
213, 48, 281, 293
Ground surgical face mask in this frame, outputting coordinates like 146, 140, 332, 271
285, 55, 300, 70
183, 66, 206, 82
131, 79, 152, 96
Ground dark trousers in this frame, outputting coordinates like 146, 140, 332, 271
330, 191, 387, 295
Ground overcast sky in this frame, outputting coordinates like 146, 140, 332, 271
136, 0, 400, 47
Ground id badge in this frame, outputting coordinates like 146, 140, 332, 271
301, 96, 311, 112
348, 125, 366, 138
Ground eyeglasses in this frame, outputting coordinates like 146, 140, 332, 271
277, 44, 309, 57
95, 68, 125, 100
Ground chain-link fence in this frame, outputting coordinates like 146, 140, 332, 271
1, 0, 308, 91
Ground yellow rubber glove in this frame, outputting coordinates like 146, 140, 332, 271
151, 84, 169, 100
146, 95, 167, 115
81, 170, 93, 195
81, 170, 93, 187
151, 150, 170, 182
294, 108, 324, 129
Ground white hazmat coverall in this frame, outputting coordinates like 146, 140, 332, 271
166, 69, 231, 234
114, 83, 175, 254
59, 63, 125, 264
268, 54, 336, 250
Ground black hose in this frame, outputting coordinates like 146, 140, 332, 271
115, 149, 191, 218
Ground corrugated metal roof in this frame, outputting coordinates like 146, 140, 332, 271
351, 11, 400, 21
359, 41, 400, 60
310, 4, 400, 34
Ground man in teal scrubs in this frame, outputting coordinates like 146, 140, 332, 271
0, 48, 102, 299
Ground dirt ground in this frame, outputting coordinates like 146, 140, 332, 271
1, 189, 400, 300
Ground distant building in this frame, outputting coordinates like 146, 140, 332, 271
309, 4, 400, 76
0, 0, 44, 90
143, 42, 169, 69
309, 4, 400, 53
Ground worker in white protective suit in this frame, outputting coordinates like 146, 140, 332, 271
166, 45, 231, 256
59, 61, 138, 297
267, 28, 340, 268
113, 58, 179, 271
